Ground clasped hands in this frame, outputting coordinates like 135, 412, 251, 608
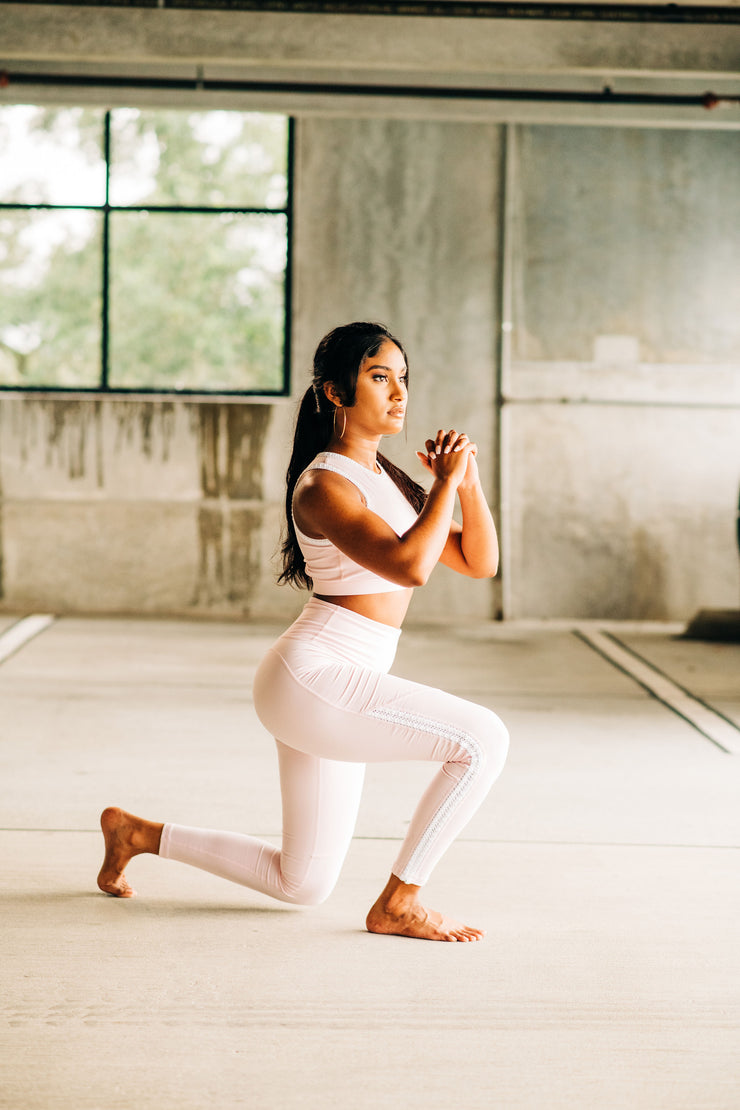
416, 429, 479, 488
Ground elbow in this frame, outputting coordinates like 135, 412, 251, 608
467, 559, 499, 580
472, 546, 499, 579
398, 566, 429, 588
397, 559, 432, 588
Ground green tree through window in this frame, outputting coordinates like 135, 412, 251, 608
0, 106, 291, 393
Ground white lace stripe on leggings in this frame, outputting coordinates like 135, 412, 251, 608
367, 705, 483, 883
159, 599, 509, 903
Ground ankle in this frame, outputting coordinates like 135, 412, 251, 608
129, 818, 163, 856
378, 875, 420, 914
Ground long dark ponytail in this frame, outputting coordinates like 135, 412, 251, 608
279, 321, 427, 589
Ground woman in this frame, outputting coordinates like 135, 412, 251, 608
98, 322, 509, 942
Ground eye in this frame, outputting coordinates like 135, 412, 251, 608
372, 374, 387, 382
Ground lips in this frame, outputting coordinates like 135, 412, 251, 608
388, 409, 406, 417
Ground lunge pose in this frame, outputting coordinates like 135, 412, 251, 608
98, 322, 509, 941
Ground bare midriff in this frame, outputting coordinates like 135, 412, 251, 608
313, 589, 414, 629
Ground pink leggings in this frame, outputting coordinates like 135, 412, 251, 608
159, 598, 509, 904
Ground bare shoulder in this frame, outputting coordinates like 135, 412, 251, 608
293, 468, 366, 536
295, 467, 365, 507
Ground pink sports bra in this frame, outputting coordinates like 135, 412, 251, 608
293, 451, 419, 595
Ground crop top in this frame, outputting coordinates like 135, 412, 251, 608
292, 451, 419, 595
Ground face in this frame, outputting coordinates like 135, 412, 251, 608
340, 339, 408, 437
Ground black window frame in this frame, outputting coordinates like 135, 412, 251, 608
0, 107, 294, 398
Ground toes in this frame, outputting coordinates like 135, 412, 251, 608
111, 883, 136, 898
450, 926, 484, 942
97, 872, 136, 897
114, 874, 136, 897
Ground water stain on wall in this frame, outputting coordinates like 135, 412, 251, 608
228, 508, 263, 606
113, 402, 176, 464
20, 400, 106, 485
11, 399, 176, 490
196, 404, 270, 500
193, 505, 263, 613
193, 404, 272, 612
194, 505, 224, 607
628, 526, 669, 620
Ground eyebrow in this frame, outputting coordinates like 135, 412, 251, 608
364, 364, 408, 372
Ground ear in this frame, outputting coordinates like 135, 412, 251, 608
323, 381, 342, 407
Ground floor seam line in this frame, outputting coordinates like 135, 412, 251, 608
0, 614, 57, 666
573, 626, 737, 754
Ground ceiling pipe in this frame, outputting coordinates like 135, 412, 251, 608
8, 0, 740, 26
1, 69, 738, 110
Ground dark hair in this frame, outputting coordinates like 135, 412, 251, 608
279, 321, 427, 589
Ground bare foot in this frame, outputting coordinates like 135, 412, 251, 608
366, 875, 485, 942
97, 807, 163, 897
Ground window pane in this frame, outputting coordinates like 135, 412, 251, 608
0, 105, 106, 206
109, 109, 288, 209
109, 211, 286, 391
0, 209, 102, 387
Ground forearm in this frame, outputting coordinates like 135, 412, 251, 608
397, 477, 458, 585
457, 480, 499, 576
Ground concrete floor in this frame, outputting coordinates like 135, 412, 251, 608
2, 615, 739, 1110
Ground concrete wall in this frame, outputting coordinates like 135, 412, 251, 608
0, 396, 296, 619
503, 125, 740, 619
1, 4, 739, 622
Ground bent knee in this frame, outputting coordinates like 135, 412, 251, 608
280, 871, 338, 907
291, 885, 332, 908
469, 708, 509, 779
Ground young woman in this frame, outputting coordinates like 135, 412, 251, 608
98, 322, 509, 942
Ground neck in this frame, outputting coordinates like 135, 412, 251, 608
326, 431, 382, 471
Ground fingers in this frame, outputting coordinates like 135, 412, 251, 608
424, 430, 476, 458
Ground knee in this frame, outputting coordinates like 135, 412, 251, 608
292, 882, 333, 908
280, 869, 339, 907
470, 708, 509, 781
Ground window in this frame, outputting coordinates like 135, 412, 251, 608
0, 106, 292, 394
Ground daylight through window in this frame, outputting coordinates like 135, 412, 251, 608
0, 106, 292, 394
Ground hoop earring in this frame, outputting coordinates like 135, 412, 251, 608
333, 405, 346, 440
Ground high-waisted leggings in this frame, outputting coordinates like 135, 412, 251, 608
159, 598, 509, 905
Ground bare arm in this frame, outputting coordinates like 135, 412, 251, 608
417, 434, 499, 579
293, 435, 474, 588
